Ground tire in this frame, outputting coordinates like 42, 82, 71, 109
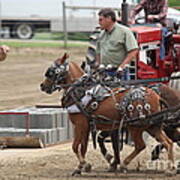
13, 23, 34, 39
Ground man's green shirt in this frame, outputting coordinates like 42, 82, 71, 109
96, 23, 138, 67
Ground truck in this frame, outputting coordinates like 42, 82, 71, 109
0, 0, 61, 39
1, 17, 51, 39
0, 0, 140, 39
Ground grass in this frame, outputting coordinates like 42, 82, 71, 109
0, 39, 88, 48
0, 31, 90, 48
34, 32, 90, 41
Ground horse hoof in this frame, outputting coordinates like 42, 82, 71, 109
72, 169, 81, 176
177, 162, 180, 174
84, 163, 92, 172
120, 167, 128, 173
105, 153, 113, 163
165, 169, 177, 176
151, 154, 159, 161
177, 141, 180, 147
120, 164, 128, 173
107, 165, 117, 172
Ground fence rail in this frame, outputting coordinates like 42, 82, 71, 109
62, 2, 121, 48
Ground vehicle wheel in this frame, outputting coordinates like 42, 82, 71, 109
14, 23, 34, 39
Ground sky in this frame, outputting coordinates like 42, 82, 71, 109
0, 0, 137, 18
1, 0, 179, 22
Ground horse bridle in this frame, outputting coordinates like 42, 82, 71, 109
44, 62, 69, 92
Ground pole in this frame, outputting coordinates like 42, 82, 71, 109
62, 1, 67, 48
121, 0, 128, 26
0, 0, 2, 39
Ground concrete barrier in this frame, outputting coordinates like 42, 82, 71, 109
0, 107, 73, 147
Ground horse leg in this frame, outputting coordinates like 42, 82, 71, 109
151, 125, 180, 160
97, 131, 113, 164
121, 127, 145, 172
71, 125, 90, 176
147, 127, 176, 175
80, 131, 92, 173
151, 144, 164, 160
108, 129, 120, 172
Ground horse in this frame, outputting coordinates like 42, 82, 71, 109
150, 83, 180, 160
97, 83, 180, 167
40, 53, 176, 176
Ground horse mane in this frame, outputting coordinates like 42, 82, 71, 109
68, 61, 84, 81
160, 84, 180, 106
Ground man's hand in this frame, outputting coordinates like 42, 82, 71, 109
92, 61, 100, 70
147, 15, 159, 22
116, 67, 123, 78
130, 19, 136, 25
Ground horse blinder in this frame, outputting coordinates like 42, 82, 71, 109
42, 63, 68, 93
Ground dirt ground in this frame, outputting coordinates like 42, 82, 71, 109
0, 46, 179, 180
0, 46, 87, 111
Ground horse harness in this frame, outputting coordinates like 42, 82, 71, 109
44, 61, 180, 132
61, 78, 161, 126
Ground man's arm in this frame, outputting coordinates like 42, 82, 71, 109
120, 27, 139, 69
130, 0, 146, 24
95, 38, 101, 67
148, 0, 168, 21
118, 49, 138, 69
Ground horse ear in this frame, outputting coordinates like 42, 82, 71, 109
61, 53, 69, 64
55, 53, 69, 64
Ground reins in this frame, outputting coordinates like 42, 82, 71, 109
43, 59, 180, 150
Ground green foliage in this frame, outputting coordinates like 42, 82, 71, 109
168, 0, 180, 7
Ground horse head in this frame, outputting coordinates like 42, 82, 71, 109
40, 53, 84, 94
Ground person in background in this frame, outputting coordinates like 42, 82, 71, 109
96, 8, 138, 80
130, 0, 168, 60
130, 0, 168, 26
0, 45, 10, 62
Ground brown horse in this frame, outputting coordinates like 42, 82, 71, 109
40, 53, 176, 176
97, 83, 180, 166
150, 83, 180, 160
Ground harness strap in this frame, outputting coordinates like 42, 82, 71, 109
120, 76, 180, 86
125, 103, 180, 125
69, 88, 122, 149
92, 114, 120, 125
70, 90, 97, 149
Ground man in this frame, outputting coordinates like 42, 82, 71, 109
130, 0, 168, 60
0, 45, 10, 62
130, 0, 168, 25
96, 8, 138, 74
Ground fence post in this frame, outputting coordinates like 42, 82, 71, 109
62, 1, 68, 48
0, 1, 2, 39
